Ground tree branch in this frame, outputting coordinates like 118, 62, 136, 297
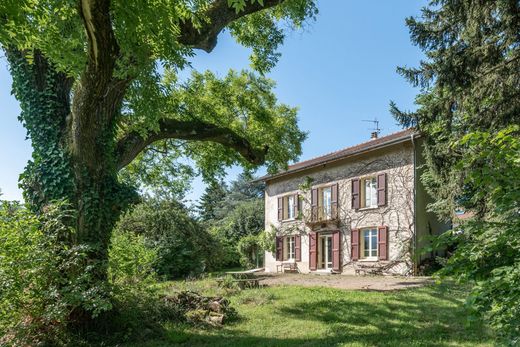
115, 118, 268, 170
178, 0, 285, 52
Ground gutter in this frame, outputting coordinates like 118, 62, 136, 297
411, 133, 418, 276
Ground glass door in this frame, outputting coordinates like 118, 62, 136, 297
319, 234, 333, 269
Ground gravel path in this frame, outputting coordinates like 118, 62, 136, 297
260, 273, 432, 291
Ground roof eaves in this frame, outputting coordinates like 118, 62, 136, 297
255, 130, 418, 183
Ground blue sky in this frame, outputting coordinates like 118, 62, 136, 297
0, 0, 426, 203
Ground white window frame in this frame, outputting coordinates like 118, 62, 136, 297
284, 236, 295, 260
361, 228, 378, 260
321, 186, 332, 220
363, 177, 378, 208
287, 195, 295, 220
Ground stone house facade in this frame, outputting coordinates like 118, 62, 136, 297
259, 129, 449, 276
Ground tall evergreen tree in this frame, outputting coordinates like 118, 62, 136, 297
197, 179, 228, 222
393, 0, 520, 342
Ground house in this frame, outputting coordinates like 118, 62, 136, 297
257, 129, 449, 276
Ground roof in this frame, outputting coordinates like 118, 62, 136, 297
258, 128, 418, 182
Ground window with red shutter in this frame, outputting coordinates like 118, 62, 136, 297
332, 230, 341, 271
377, 173, 387, 206
378, 226, 388, 260
351, 179, 360, 209
309, 232, 317, 270
293, 194, 299, 218
275, 236, 283, 261
351, 229, 360, 260
311, 189, 318, 221
295, 234, 301, 262
331, 183, 339, 219
277, 197, 283, 221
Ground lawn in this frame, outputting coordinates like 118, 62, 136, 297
128, 279, 493, 347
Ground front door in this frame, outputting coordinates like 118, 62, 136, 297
318, 234, 333, 269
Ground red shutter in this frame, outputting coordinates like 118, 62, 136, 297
293, 194, 299, 218
295, 234, 301, 262
309, 232, 317, 270
277, 197, 283, 221
332, 230, 341, 272
377, 173, 387, 206
275, 236, 283, 261
331, 183, 339, 219
311, 188, 318, 221
351, 229, 360, 261
351, 179, 360, 209
378, 226, 388, 260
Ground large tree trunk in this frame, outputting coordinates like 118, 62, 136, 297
7, 49, 136, 317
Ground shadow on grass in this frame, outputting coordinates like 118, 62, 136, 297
134, 285, 492, 347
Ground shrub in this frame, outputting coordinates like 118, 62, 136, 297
108, 229, 157, 286
0, 201, 112, 346
237, 234, 263, 269
116, 199, 218, 279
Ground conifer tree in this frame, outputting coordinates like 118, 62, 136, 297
393, 0, 520, 341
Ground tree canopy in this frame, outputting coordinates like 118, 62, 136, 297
393, 0, 520, 342
0, 0, 317, 332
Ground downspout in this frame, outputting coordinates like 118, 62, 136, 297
411, 133, 418, 276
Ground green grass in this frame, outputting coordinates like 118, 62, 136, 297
129, 281, 493, 347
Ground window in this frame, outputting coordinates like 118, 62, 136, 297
279, 194, 298, 221
287, 195, 295, 220
362, 177, 377, 208
284, 236, 295, 260
362, 228, 378, 259
320, 186, 332, 220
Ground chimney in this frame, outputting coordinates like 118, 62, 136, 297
371, 131, 378, 139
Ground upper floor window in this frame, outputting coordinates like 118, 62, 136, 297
278, 194, 299, 221
287, 195, 295, 220
351, 173, 387, 209
311, 184, 338, 222
363, 177, 378, 208
320, 186, 332, 220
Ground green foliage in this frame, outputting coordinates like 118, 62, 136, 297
120, 142, 195, 201
0, 201, 112, 346
116, 199, 218, 279
394, 1, 520, 343
1, 0, 316, 335
435, 127, 520, 343
236, 234, 262, 268
108, 229, 158, 286
258, 226, 277, 254
130, 69, 307, 177
198, 173, 265, 268
197, 179, 228, 223
7, 50, 75, 210
1, 0, 317, 77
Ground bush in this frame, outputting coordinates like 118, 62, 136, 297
116, 199, 218, 279
109, 229, 157, 286
436, 128, 520, 344
237, 234, 263, 268
0, 201, 112, 346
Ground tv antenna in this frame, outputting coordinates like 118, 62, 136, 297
362, 118, 382, 138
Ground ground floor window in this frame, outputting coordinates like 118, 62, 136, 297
362, 228, 378, 259
284, 236, 295, 260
